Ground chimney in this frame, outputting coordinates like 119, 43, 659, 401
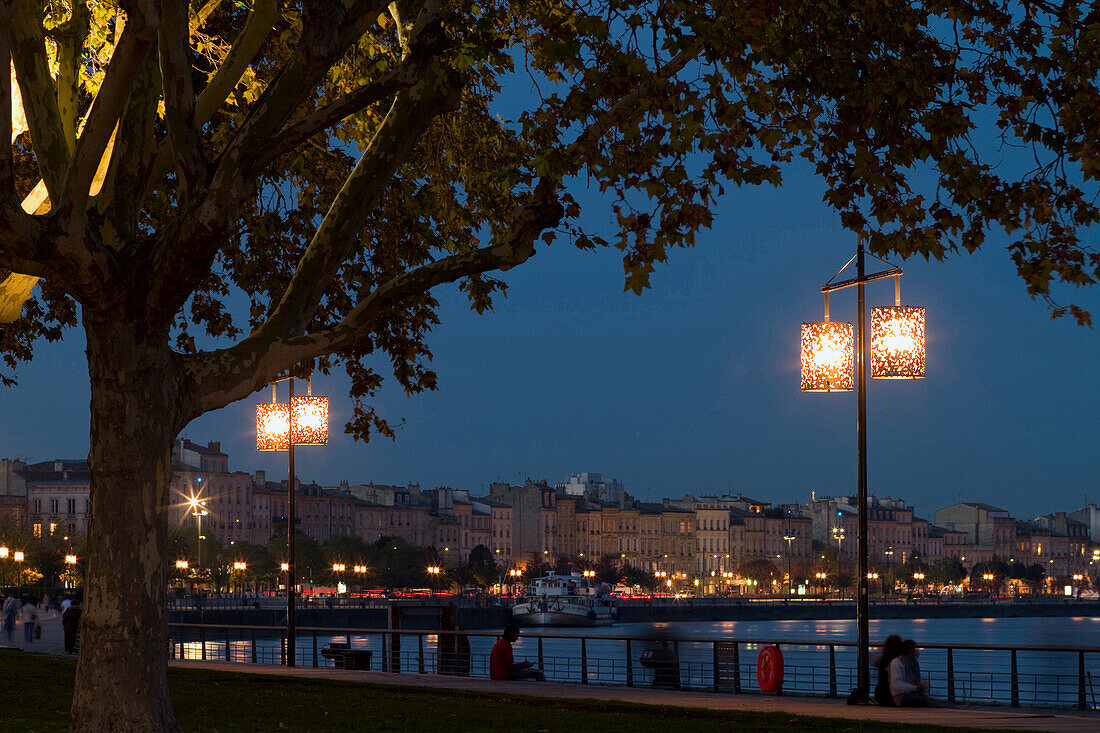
254, 470, 266, 487
209, 441, 221, 453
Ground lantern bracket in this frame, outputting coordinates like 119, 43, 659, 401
821, 266, 902, 294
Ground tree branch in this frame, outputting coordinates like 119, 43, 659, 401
157, 0, 205, 204
142, 0, 391, 321
101, 47, 161, 245
193, 0, 277, 125
0, 6, 15, 198
180, 179, 563, 418
62, 2, 158, 213
251, 60, 462, 342
54, 0, 90, 154
251, 57, 428, 171
10, 3, 69, 201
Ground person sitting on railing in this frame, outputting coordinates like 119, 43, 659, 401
489, 624, 545, 681
889, 639, 932, 706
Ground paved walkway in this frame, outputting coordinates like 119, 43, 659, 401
0, 607, 68, 655
6, 615, 1100, 731
165, 658, 1100, 732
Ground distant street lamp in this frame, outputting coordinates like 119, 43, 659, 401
800, 235, 926, 700
783, 529, 796, 596
257, 376, 328, 668
815, 571, 828, 598
188, 496, 209, 573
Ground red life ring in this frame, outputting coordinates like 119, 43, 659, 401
756, 645, 784, 694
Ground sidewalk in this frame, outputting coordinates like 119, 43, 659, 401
168, 658, 1100, 732
7, 617, 1099, 732
0, 609, 67, 656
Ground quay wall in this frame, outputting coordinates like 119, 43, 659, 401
169, 600, 1097, 630
615, 599, 1100, 623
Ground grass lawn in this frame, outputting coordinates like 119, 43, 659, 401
1, 649, 978, 732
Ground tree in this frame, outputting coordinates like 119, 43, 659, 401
928, 558, 967, 588
740, 558, 778, 588
3, 2, 1099, 730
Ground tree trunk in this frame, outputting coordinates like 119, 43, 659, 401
70, 312, 181, 733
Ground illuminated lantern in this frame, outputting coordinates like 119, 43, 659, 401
800, 321, 854, 392
291, 394, 328, 446
256, 398, 290, 451
870, 305, 925, 379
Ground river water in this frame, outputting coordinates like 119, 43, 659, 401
175, 616, 1100, 707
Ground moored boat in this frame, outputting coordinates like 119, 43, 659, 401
512, 572, 618, 627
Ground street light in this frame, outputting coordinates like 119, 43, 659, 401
783, 529, 796, 596
188, 496, 209, 574
800, 235, 926, 701
257, 376, 328, 668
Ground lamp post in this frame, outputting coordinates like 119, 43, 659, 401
188, 497, 209, 576
257, 376, 328, 667
883, 548, 894, 597
815, 571, 828, 598
783, 528, 796, 597
800, 234, 926, 700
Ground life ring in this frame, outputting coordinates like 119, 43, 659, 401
756, 645, 784, 694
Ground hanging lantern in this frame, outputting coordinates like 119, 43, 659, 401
291, 394, 328, 445
801, 321, 854, 391
871, 305, 925, 379
256, 383, 290, 451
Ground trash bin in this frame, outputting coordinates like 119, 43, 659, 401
640, 645, 680, 690
343, 650, 373, 670
320, 643, 372, 670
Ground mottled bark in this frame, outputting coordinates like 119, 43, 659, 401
71, 311, 180, 733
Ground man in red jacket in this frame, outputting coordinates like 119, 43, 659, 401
489, 624, 545, 681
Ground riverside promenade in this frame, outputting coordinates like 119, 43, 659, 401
165, 658, 1100, 732
7, 613, 1100, 731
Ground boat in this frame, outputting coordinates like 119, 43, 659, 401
511, 572, 618, 627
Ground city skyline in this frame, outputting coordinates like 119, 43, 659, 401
2, 169, 1098, 524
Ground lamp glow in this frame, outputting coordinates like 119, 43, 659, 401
870, 305, 925, 379
291, 395, 328, 445
256, 402, 290, 451
800, 321, 854, 391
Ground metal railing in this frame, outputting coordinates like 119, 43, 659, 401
166, 623, 1100, 711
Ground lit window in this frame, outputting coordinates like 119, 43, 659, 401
33, 523, 42, 537
49, 522, 57, 535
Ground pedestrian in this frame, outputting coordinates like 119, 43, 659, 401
2, 594, 17, 644
489, 623, 545, 681
889, 639, 933, 706
20, 595, 39, 644
61, 595, 72, 614
62, 598, 82, 654
872, 634, 903, 706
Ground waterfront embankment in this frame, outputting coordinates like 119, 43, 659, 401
167, 598, 1100, 630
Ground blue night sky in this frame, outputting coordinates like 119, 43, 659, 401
1, 151, 1098, 523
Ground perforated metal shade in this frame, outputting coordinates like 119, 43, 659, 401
256, 402, 290, 451
800, 321, 854, 392
871, 305, 925, 379
291, 395, 328, 445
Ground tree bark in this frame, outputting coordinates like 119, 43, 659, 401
70, 311, 180, 733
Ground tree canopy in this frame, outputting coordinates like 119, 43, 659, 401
2, 0, 1099, 730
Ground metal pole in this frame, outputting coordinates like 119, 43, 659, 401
287, 378, 296, 667
856, 237, 870, 699
196, 511, 202, 571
